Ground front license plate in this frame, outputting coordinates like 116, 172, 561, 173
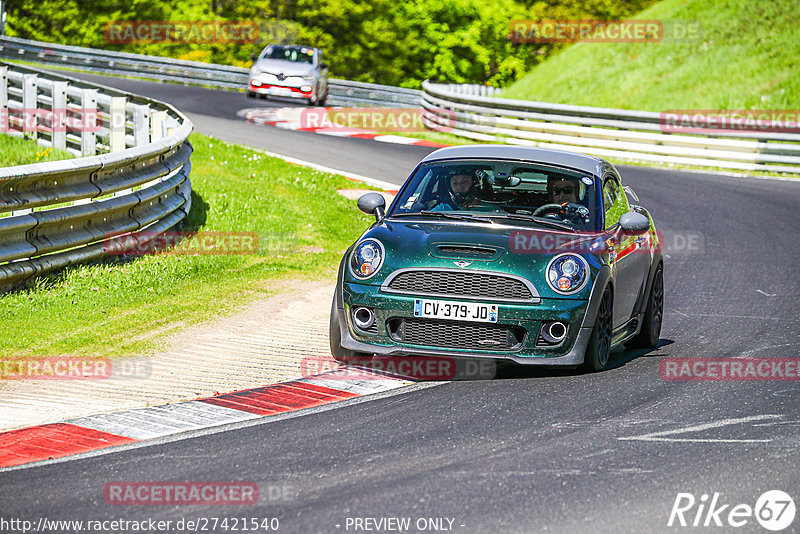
413, 299, 498, 323
268, 87, 293, 96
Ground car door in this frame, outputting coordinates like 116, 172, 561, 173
602, 173, 649, 328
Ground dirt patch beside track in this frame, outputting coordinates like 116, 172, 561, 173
0, 279, 337, 431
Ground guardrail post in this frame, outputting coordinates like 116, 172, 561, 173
0, 65, 7, 133
164, 117, 179, 137
133, 103, 150, 146
108, 96, 126, 152
51, 80, 67, 150
150, 110, 166, 142
81, 88, 97, 156
21, 73, 37, 139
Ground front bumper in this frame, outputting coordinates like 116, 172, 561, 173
338, 281, 595, 366
248, 80, 313, 99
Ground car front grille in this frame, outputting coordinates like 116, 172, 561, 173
387, 318, 525, 351
385, 270, 534, 301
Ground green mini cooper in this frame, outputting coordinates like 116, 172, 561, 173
330, 146, 663, 372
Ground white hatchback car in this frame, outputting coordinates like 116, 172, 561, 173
247, 44, 329, 106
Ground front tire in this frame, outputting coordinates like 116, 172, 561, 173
626, 264, 664, 349
329, 296, 372, 364
582, 288, 613, 372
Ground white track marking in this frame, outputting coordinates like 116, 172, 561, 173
250, 147, 400, 191
618, 414, 783, 443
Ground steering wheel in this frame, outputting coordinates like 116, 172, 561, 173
532, 203, 565, 218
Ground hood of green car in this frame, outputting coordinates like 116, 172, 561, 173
346, 219, 605, 299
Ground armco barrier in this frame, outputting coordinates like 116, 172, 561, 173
0, 36, 421, 108
5, 36, 796, 176
421, 81, 800, 175
0, 61, 192, 291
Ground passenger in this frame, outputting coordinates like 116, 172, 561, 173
548, 177, 580, 205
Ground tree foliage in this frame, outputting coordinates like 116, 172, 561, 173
6, 0, 656, 87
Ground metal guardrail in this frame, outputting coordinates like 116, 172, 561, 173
0, 61, 192, 291
0, 36, 422, 108
421, 81, 800, 174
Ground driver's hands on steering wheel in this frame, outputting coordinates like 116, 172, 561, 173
533, 202, 590, 223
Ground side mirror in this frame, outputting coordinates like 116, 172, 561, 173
320, 62, 328, 69
357, 193, 386, 222
250, 53, 258, 62
618, 212, 650, 235
622, 185, 639, 203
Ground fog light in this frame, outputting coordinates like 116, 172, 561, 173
353, 307, 375, 330
301, 85, 312, 92
539, 321, 568, 344
251, 80, 262, 87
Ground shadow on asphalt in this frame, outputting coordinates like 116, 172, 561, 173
346, 338, 675, 383
486, 338, 675, 381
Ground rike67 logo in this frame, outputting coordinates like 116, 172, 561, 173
668, 490, 796, 531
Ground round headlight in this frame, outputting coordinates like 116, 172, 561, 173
350, 239, 385, 279
546, 253, 589, 295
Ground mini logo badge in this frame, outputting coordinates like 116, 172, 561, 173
453, 261, 472, 268
277, 72, 287, 81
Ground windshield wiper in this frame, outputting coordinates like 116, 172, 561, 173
390, 211, 495, 224
480, 213, 577, 232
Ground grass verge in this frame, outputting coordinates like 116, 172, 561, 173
0, 132, 378, 357
502, 0, 800, 111
0, 134, 74, 167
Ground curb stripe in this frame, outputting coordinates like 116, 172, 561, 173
68, 402, 261, 441
0, 423, 137, 468
0, 368, 415, 469
200, 381, 359, 416
239, 106, 450, 148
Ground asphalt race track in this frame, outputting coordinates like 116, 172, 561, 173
2, 73, 799, 533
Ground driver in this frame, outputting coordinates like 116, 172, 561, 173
432, 172, 481, 210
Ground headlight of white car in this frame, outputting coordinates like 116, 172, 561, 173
546, 253, 589, 295
303, 73, 316, 81
251, 66, 262, 76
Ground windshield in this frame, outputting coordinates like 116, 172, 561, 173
389, 159, 599, 231
262, 45, 314, 64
